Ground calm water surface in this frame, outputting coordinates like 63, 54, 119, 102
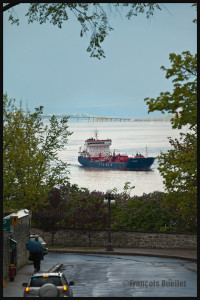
58, 121, 184, 196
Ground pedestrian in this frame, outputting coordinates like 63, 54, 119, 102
26, 237, 44, 272
30, 251, 42, 272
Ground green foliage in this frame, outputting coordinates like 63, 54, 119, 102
112, 181, 135, 202
32, 183, 109, 246
192, 3, 197, 23
158, 132, 197, 195
112, 191, 171, 231
160, 192, 197, 232
6, 3, 162, 59
60, 183, 108, 230
3, 94, 72, 210
144, 51, 197, 230
32, 188, 67, 245
32, 185, 196, 233
145, 51, 197, 130
144, 51, 197, 196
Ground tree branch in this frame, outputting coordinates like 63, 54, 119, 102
3, 2, 20, 12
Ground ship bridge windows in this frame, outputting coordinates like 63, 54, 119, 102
86, 142, 111, 145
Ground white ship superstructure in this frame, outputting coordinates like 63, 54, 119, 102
78, 131, 112, 158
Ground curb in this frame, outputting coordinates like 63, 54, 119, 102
48, 263, 63, 272
48, 249, 197, 262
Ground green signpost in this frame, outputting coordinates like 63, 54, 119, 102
3, 218, 11, 232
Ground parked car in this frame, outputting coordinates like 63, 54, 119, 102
22, 272, 74, 297
30, 234, 48, 255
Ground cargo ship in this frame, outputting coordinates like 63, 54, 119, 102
78, 131, 155, 170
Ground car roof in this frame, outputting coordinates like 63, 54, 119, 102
31, 272, 63, 277
30, 235, 45, 241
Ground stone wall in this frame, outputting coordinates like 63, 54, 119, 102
3, 210, 30, 278
12, 214, 30, 269
3, 232, 10, 279
32, 228, 197, 249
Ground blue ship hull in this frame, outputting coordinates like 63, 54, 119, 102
78, 156, 155, 170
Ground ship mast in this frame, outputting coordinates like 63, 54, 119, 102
95, 129, 98, 140
145, 145, 148, 157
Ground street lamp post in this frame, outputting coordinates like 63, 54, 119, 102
104, 189, 115, 251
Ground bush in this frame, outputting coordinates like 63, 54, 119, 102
32, 184, 196, 233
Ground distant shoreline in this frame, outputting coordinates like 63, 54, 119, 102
131, 117, 172, 121
41, 114, 172, 122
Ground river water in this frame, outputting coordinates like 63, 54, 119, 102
57, 120, 184, 196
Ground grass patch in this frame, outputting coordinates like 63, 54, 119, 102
48, 245, 101, 250
78, 247, 100, 250
48, 245, 67, 249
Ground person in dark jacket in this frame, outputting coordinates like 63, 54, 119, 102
28, 238, 43, 272
31, 252, 42, 272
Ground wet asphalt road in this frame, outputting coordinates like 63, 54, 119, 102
48, 253, 197, 297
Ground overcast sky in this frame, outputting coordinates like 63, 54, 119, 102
3, 3, 197, 118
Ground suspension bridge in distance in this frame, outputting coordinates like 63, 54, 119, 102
41, 114, 132, 122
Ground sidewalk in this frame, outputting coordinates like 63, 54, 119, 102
48, 247, 197, 262
3, 259, 63, 297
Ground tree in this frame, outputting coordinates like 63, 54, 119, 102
4, 3, 162, 59
112, 191, 171, 231
145, 51, 197, 130
60, 183, 108, 228
32, 188, 67, 246
61, 184, 108, 247
144, 51, 197, 191
3, 94, 72, 210
33, 183, 108, 246
144, 51, 197, 231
